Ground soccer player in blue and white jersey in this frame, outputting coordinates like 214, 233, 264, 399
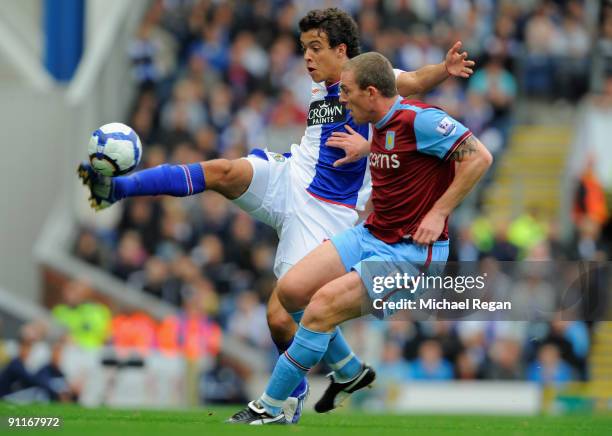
79, 8, 475, 423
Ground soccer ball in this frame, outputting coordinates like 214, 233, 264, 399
88, 123, 142, 176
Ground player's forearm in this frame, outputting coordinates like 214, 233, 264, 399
396, 63, 448, 97
430, 137, 493, 217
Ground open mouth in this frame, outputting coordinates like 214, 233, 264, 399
307, 67, 316, 73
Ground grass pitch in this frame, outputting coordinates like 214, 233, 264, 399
1, 403, 610, 435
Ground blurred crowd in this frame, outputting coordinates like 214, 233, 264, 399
0, 322, 79, 403
63, 0, 612, 403
356, 318, 590, 390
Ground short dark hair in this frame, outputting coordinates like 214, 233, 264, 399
343, 52, 397, 98
299, 8, 361, 58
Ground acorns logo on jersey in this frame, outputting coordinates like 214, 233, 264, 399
307, 98, 345, 126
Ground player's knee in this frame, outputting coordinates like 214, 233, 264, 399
277, 274, 311, 311
203, 159, 251, 199
301, 286, 337, 332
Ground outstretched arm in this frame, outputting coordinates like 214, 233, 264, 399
396, 41, 475, 97
412, 135, 492, 245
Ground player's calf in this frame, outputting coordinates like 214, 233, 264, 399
266, 289, 297, 350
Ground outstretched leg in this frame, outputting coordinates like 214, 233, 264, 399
78, 158, 253, 210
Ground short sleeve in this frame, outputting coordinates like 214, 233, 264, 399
414, 108, 472, 160
392, 68, 405, 80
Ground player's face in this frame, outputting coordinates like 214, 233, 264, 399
339, 69, 372, 124
300, 29, 346, 84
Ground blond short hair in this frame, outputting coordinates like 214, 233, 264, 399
343, 52, 397, 98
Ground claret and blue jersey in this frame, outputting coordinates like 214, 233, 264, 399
365, 96, 473, 243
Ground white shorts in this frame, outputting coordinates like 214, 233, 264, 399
233, 149, 358, 278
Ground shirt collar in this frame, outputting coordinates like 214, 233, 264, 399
374, 96, 402, 129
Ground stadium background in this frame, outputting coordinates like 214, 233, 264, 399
0, 0, 611, 419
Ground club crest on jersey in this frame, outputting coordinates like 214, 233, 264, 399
272, 153, 286, 162
385, 131, 396, 150
436, 117, 456, 137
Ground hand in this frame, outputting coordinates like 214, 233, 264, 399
325, 125, 370, 167
412, 209, 447, 246
444, 41, 475, 79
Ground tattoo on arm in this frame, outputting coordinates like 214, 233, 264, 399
450, 135, 478, 162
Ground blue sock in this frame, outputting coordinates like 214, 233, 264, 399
273, 311, 358, 391
322, 327, 363, 382
112, 163, 206, 201
260, 324, 331, 416
284, 310, 307, 397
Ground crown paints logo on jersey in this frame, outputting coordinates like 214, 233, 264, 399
307, 98, 345, 126
385, 131, 396, 150
436, 117, 456, 137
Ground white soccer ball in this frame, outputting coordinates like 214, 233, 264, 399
88, 122, 142, 176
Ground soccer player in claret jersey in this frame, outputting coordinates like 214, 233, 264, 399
227, 51, 492, 424
78, 8, 475, 423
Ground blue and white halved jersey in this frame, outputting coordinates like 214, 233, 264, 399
289, 80, 369, 209
290, 70, 403, 210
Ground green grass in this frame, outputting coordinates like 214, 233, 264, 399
0, 403, 610, 435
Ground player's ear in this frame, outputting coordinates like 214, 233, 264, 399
337, 43, 347, 58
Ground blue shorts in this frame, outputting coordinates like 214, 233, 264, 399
330, 224, 449, 318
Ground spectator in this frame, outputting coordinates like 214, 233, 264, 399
468, 56, 516, 147
410, 340, 454, 381
523, 2, 560, 97
378, 340, 413, 383
507, 208, 548, 256
455, 350, 481, 380
52, 280, 111, 349
484, 339, 523, 380
73, 229, 103, 267
227, 291, 272, 350
111, 311, 157, 356
544, 320, 590, 379
510, 267, 557, 321
489, 221, 519, 261
111, 232, 147, 280
157, 287, 222, 360
527, 343, 574, 386
200, 353, 249, 405
34, 337, 79, 402
0, 326, 70, 402
573, 156, 609, 228
128, 256, 182, 306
